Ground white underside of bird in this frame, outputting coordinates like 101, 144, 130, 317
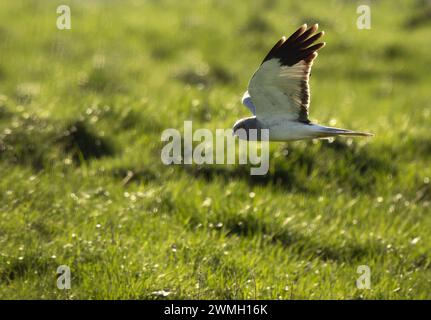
233, 24, 373, 141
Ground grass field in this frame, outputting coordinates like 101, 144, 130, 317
0, 0, 430, 299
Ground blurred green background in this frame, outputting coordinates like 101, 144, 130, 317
0, 0, 430, 299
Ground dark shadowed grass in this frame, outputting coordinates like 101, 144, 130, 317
406, 1, 431, 27
58, 120, 115, 163
0, 110, 116, 168
181, 139, 397, 194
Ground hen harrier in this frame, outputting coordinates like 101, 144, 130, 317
233, 24, 372, 141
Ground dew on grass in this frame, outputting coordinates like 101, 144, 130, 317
15, 82, 40, 103
394, 193, 403, 202
410, 237, 420, 245
283, 216, 294, 226
202, 197, 212, 208
152, 290, 171, 297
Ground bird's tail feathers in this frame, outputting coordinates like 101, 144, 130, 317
315, 126, 373, 138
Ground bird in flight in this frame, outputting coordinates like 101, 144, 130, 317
233, 24, 373, 141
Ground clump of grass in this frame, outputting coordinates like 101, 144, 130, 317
0, 252, 56, 283
0, 110, 116, 169
80, 104, 148, 131
79, 68, 117, 92
183, 139, 395, 193
240, 14, 272, 34
406, 5, 431, 28
15, 83, 40, 104
57, 120, 115, 163
0, 113, 54, 169
0, 102, 12, 120
110, 167, 159, 184
173, 63, 235, 87
78, 56, 125, 93
383, 44, 411, 60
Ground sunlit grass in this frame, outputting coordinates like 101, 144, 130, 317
0, 0, 430, 299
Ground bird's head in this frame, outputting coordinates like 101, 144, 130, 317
232, 117, 263, 140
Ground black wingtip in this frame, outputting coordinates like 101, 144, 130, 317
261, 24, 326, 66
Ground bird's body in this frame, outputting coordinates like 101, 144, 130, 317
233, 116, 369, 141
233, 24, 372, 141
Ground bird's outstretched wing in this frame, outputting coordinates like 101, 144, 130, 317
244, 24, 325, 124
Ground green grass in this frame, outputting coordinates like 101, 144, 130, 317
0, 0, 430, 299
